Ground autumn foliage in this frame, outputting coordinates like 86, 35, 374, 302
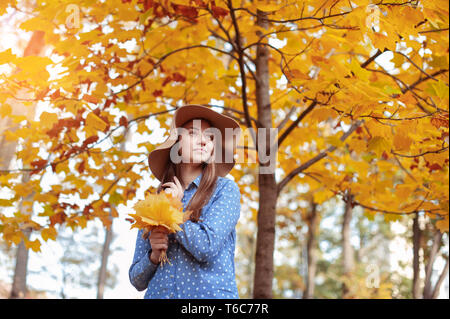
0, 0, 448, 297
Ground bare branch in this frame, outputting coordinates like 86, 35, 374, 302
431, 256, 449, 299
227, 0, 259, 148
391, 146, 449, 158
395, 51, 446, 84
277, 101, 318, 148
423, 230, 443, 298
409, 69, 449, 91
419, 27, 449, 34
234, 6, 354, 24
276, 106, 297, 131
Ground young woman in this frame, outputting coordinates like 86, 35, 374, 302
129, 104, 242, 299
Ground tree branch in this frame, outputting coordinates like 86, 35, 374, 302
431, 256, 449, 299
114, 44, 239, 96
276, 106, 297, 131
395, 51, 446, 84
0, 108, 176, 174
234, 6, 354, 24
423, 230, 443, 298
277, 101, 318, 148
227, 0, 259, 148
277, 118, 364, 195
391, 146, 449, 158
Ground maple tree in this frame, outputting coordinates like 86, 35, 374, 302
0, 0, 448, 298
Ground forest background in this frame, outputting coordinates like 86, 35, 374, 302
0, 0, 448, 299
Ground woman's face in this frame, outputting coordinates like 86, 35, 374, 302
178, 118, 214, 164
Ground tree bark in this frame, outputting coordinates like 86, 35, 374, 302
9, 227, 31, 298
303, 201, 318, 299
423, 230, 443, 299
431, 257, 449, 299
252, 8, 278, 299
97, 220, 113, 299
412, 213, 422, 299
342, 192, 355, 297
97, 124, 130, 298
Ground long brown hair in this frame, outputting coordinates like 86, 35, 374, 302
156, 121, 219, 222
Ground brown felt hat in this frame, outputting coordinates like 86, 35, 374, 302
148, 105, 241, 182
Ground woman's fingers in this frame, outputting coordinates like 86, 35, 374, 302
162, 182, 175, 188
162, 182, 178, 197
152, 226, 169, 234
152, 243, 168, 250
151, 235, 168, 243
150, 232, 168, 240
149, 237, 168, 250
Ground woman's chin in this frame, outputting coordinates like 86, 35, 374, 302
192, 154, 211, 164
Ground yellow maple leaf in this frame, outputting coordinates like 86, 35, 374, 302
41, 226, 57, 242
313, 189, 334, 204
39, 111, 58, 130
0, 48, 16, 65
85, 112, 108, 136
436, 215, 449, 233
24, 238, 41, 253
393, 133, 413, 152
384, 213, 402, 223
368, 136, 391, 158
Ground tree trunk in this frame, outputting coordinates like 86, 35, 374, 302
303, 201, 318, 299
97, 220, 113, 299
253, 174, 277, 298
423, 230, 443, 299
252, 8, 277, 299
431, 257, 449, 299
9, 227, 31, 299
97, 127, 129, 298
342, 192, 355, 297
412, 213, 422, 299
247, 233, 255, 297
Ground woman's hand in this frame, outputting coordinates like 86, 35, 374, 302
162, 176, 184, 202
148, 227, 169, 265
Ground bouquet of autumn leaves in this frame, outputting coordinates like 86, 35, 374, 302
128, 190, 191, 266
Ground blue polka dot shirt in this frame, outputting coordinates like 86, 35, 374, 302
129, 172, 241, 299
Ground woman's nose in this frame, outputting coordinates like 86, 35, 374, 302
199, 134, 207, 146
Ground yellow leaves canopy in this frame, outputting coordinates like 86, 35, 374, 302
0, 0, 448, 259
